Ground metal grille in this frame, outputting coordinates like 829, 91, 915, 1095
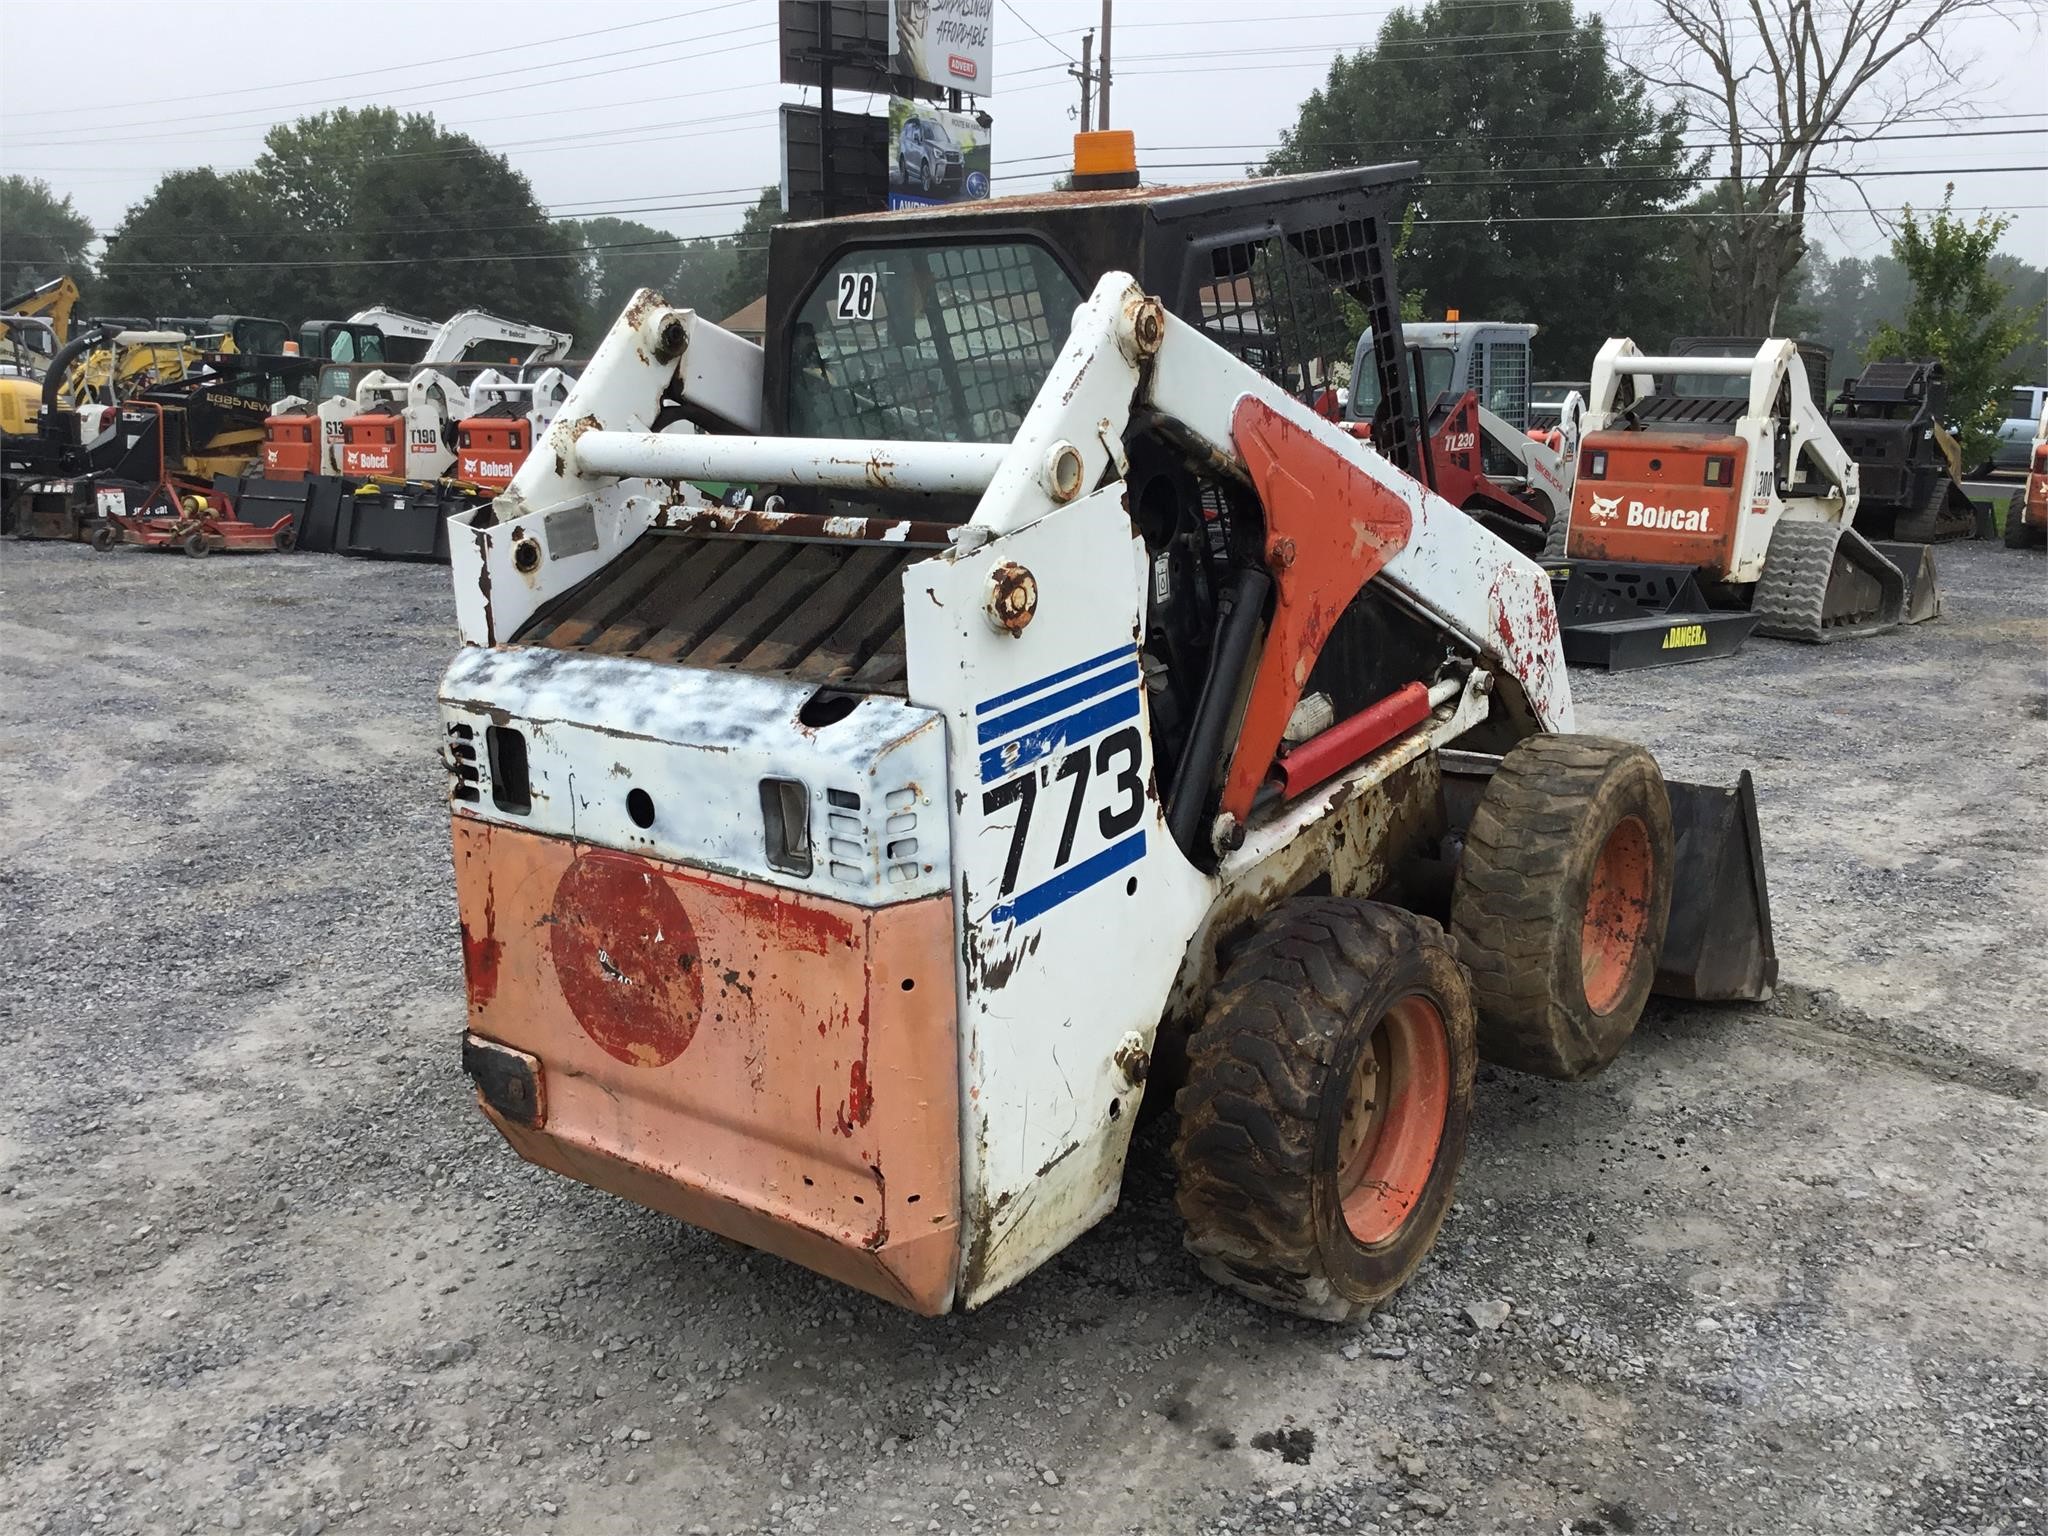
1199, 221, 1375, 396
1485, 341, 1529, 430
516, 529, 932, 693
788, 242, 1082, 444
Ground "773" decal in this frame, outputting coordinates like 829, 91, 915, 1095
979, 724, 1146, 925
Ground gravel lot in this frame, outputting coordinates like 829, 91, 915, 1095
3, 536, 2044, 1536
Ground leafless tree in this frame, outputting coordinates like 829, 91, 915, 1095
1633, 0, 2017, 334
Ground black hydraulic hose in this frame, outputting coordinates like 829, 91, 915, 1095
1166, 566, 1271, 860
39, 324, 119, 425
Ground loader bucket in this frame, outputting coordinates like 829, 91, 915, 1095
1869, 540, 1940, 624
1655, 770, 1777, 1002
1439, 755, 1776, 1004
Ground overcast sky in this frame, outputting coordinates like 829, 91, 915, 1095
3, 0, 2043, 274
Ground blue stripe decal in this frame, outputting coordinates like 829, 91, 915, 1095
978, 687, 1139, 783
974, 642, 1132, 718
991, 831, 1147, 928
976, 658, 1140, 745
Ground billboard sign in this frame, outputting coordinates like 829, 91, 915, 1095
888, 100, 991, 209
890, 0, 994, 93
781, 103, 892, 219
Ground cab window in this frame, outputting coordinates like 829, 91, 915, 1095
787, 242, 1083, 444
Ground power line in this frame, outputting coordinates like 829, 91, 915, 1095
999, 0, 1079, 66
0, 22, 776, 151
0, 3, 753, 125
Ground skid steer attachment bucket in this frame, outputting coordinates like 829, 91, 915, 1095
1868, 539, 1940, 624
1542, 559, 1758, 670
1441, 757, 1775, 1002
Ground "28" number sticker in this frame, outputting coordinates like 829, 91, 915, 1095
833, 272, 877, 321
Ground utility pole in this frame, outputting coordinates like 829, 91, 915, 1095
816, 0, 836, 218
1072, 29, 1094, 128
1096, 0, 1113, 129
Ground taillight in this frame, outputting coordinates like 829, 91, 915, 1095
1581, 448, 1607, 479
1704, 454, 1735, 486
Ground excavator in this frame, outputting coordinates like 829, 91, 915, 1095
1542, 337, 1927, 670
1, 276, 82, 434
439, 136, 1777, 1324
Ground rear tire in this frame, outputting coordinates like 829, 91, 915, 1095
2008, 500, 2037, 549
1451, 735, 1673, 1080
1174, 899, 1476, 1322
1541, 500, 1571, 560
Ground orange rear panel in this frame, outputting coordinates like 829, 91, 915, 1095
1568, 431, 1748, 570
452, 816, 962, 1313
457, 419, 530, 490
261, 415, 317, 481
339, 416, 401, 479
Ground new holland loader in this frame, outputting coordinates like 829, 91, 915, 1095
439, 151, 1775, 1321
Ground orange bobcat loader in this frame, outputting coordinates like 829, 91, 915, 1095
1545, 338, 1913, 670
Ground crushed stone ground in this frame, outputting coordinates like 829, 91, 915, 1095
2, 537, 2043, 1536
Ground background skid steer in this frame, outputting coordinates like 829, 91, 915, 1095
439, 165, 1773, 1321
1548, 338, 1922, 670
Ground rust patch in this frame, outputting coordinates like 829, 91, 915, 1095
836, 993, 874, 1137
773, 899, 857, 957
460, 864, 503, 1009
548, 850, 705, 1067
986, 562, 1037, 635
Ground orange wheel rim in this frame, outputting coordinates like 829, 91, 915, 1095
1336, 995, 1449, 1246
1580, 814, 1652, 1014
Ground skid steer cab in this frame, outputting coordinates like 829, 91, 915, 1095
1546, 337, 1926, 670
438, 164, 1775, 1321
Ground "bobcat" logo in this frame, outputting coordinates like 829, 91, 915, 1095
1586, 492, 1623, 524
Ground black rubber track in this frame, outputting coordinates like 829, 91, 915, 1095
1173, 898, 1475, 1322
1450, 734, 1673, 1080
1751, 520, 1902, 642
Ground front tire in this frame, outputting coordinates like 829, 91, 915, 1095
1451, 735, 1673, 1080
1174, 899, 1477, 1322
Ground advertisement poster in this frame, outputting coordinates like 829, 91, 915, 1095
889, 0, 994, 93
888, 99, 991, 209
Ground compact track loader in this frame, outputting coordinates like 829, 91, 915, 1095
1546, 338, 1922, 670
441, 161, 1775, 1321
1825, 358, 1987, 544
1344, 320, 1576, 553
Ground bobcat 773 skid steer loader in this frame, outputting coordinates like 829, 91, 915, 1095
440, 160, 1775, 1320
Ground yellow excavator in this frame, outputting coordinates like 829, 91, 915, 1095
0, 276, 81, 434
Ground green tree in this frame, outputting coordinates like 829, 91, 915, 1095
707, 187, 788, 322
0, 175, 96, 300
1266, 0, 1698, 376
95, 169, 298, 319
1867, 189, 2046, 469
99, 108, 579, 334
566, 217, 686, 336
